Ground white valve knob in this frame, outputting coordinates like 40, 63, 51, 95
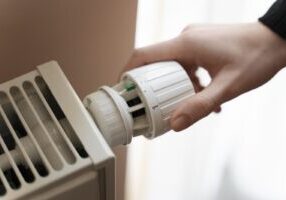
84, 61, 195, 147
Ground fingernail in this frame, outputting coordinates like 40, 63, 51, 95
171, 115, 190, 132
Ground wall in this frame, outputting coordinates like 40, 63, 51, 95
0, 0, 137, 97
126, 1, 286, 200
0, 1, 137, 199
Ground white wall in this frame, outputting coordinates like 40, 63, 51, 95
126, 1, 286, 200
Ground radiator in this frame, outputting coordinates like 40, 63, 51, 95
0, 61, 194, 200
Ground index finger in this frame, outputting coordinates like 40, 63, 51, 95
125, 37, 182, 71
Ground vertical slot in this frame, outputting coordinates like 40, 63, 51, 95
0, 146, 3, 155
3, 167, 20, 189
35, 76, 88, 158
10, 87, 63, 170
0, 115, 15, 152
0, 179, 6, 196
17, 164, 34, 183
23, 82, 76, 165
0, 93, 27, 139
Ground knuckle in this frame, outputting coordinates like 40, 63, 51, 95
126, 49, 146, 68
132, 49, 141, 59
180, 30, 198, 44
131, 49, 147, 63
182, 24, 198, 33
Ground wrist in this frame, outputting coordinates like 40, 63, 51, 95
256, 22, 286, 69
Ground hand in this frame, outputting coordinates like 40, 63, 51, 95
125, 22, 286, 131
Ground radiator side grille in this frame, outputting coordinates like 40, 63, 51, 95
0, 70, 89, 197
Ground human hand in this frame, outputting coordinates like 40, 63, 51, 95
125, 22, 286, 131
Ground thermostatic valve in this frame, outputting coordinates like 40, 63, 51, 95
84, 61, 195, 147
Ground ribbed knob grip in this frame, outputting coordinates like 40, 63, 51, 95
84, 88, 133, 146
84, 61, 195, 146
122, 61, 195, 138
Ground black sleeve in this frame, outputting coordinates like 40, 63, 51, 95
259, 0, 286, 39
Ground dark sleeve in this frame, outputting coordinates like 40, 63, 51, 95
259, 0, 286, 39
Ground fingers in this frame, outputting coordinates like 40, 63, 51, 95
126, 37, 183, 70
170, 82, 224, 132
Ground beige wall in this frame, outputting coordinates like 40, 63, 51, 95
0, 0, 137, 97
0, 0, 137, 199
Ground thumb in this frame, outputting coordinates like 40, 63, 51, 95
170, 84, 224, 131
